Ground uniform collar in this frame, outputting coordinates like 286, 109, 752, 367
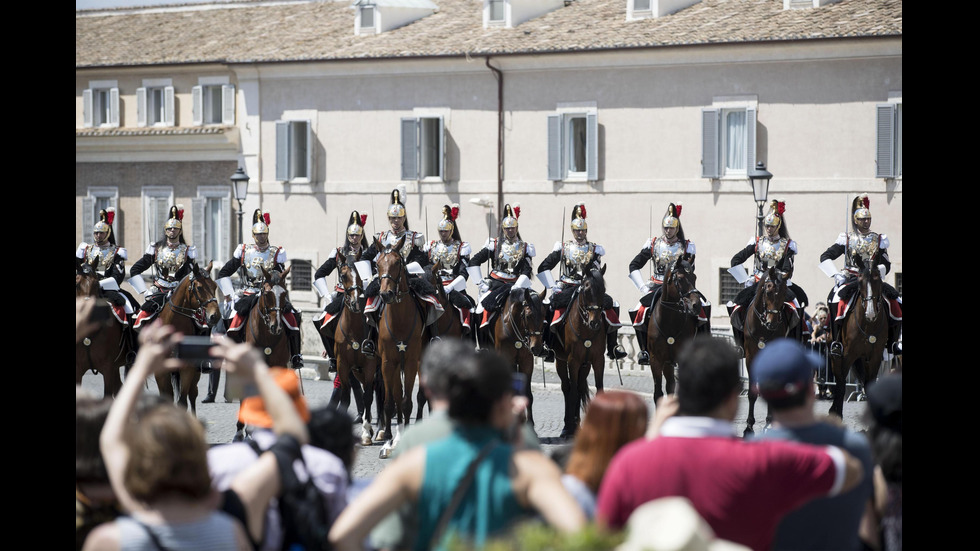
659, 416, 737, 438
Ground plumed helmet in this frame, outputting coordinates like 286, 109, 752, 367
763, 199, 785, 229
570, 202, 588, 231
251, 209, 270, 235
437, 204, 462, 242
346, 210, 367, 237
662, 203, 682, 229
94, 207, 117, 245
852, 194, 871, 226
387, 189, 407, 218
501, 203, 520, 229
164, 205, 184, 231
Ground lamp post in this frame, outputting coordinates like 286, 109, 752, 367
748, 161, 772, 239
230, 167, 250, 244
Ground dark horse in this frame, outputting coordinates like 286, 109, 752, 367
830, 254, 887, 418
646, 259, 700, 404
75, 256, 132, 397
415, 259, 466, 420
553, 266, 607, 438
742, 266, 798, 435
493, 285, 546, 429
246, 265, 293, 369
375, 236, 426, 459
156, 261, 220, 415
322, 250, 380, 446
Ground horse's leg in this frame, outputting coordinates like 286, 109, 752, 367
743, 349, 757, 436
829, 351, 848, 418
185, 368, 200, 417
520, 353, 535, 428
402, 350, 418, 434
358, 362, 376, 445
555, 357, 575, 438
650, 350, 664, 404
338, 359, 353, 414
155, 372, 175, 404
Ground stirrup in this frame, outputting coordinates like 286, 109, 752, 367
543, 346, 556, 363
290, 354, 304, 369
608, 345, 628, 360
830, 341, 843, 357
361, 340, 376, 356
889, 342, 903, 355
638, 350, 650, 365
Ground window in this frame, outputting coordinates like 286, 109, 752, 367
192, 82, 235, 126
141, 187, 174, 251
719, 268, 741, 305
82, 81, 119, 128
401, 116, 445, 181
192, 188, 231, 266
701, 101, 757, 179
82, 187, 120, 241
488, 0, 505, 23
876, 101, 902, 179
290, 259, 313, 292
276, 120, 313, 183
137, 81, 175, 127
634, 0, 651, 10
895, 272, 902, 297
361, 6, 375, 29
547, 111, 598, 181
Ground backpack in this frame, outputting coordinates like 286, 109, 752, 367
247, 437, 333, 551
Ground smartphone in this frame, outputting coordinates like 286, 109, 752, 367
174, 335, 216, 362
511, 373, 526, 397
90, 303, 112, 323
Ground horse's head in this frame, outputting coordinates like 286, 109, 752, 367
854, 253, 883, 321
258, 265, 290, 335
338, 251, 363, 313
376, 235, 406, 304
578, 265, 607, 331
76, 257, 100, 298
520, 288, 547, 356
187, 261, 220, 328
665, 259, 698, 317
757, 267, 788, 329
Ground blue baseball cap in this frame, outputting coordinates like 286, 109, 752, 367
751, 338, 821, 400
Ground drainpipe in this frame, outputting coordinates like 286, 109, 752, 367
485, 57, 503, 219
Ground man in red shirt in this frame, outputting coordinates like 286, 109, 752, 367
596, 336, 864, 551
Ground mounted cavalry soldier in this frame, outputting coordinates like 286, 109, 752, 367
360, 189, 442, 356
77, 207, 140, 355
468, 203, 537, 345
727, 199, 809, 349
312, 210, 372, 372
536, 203, 627, 361
129, 205, 198, 330
216, 209, 305, 369
423, 204, 476, 335
626, 203, 710, 365
819, 194, 902, 356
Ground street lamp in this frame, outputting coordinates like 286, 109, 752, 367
230, 167, 250, 244
748, 161, 772, 238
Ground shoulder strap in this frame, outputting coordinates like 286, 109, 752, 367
429, 440, 501, 550
650, 237, 657, 253
132, 518, 173, 551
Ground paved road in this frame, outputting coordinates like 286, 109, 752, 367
79, 358, 874, 483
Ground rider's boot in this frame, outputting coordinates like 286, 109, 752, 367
606, 330, 627, 360
886, 321, 903, 356
125, 323, 140, 370
828, 303, 843, 357
541, 321, 556, 362
633, 326, 650, 365
288, 329, 304, 369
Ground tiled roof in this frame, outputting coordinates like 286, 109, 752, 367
76, 0, 902, 68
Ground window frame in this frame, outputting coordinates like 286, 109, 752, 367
275, 119, 314, 184
547, 105, 599, 182
486, 0, 507, 26
82, 187, 120, 243
141, 186, 175, 253
876, 98, 902, 179
82, 80, 119, 128
401, 115, 446, 182
137, 79, 175, 127
192, 187, 232, 268
701, 97, 757, 180
192, 77, 235, 126
286, 251, 318, 305
719, 268, 741, 306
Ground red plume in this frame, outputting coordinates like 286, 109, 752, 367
360, 214, 368, 227
513, 203, 521, 219
675, 204, 682, 218
451, 204, 459, 221
176, 204, 185, 221
579, 203, 587, 219
777, 201, 786, 216
862, 196, 870, 209
263, 213, 271, 225
106, 207, 115, 225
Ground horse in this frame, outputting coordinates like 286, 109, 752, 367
75, 257, 131, 397
493, 285, 546, 430
246, 265, 293, 369
742, 266, 797, 435
155, 261, 220, 415
374, 236, 426, 459
416, 259, 465, 419
646, 259, 700, 405
552, 266, 607, 438
829, 254, 887, 418
323, 250, 381, 446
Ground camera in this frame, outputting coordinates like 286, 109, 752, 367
174, 335, 217, 362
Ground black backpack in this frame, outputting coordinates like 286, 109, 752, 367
248, 436, 333, 551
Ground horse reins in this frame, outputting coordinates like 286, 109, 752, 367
165, 274, 218, 327
506, 291, 542, 350
378, 248, 410, 304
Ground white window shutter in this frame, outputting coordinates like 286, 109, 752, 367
82, 197, 95, 237
109, 88, 120, 127
587, 112, 599, 181
746, 106, 757, 173
164, 86, 175, 126
221, 196, 232, 260
438, 116, 446, 181
191, 197, 205, 259
83, 89, 93, 128
401, 117, 419, 181
192, 86, 203, 126
304, 120, 313, 180
547, 114, 562, 181
875, 103, 896, 179
222, 84, 236, 125
701, 108, 720, 179
276, 121, 290, 182
136, 88, 147, 127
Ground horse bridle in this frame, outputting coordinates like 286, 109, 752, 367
166, 273, 218, 325
575, 280, 604, 331
659, 268, 698, 318
340, 263, 363, 314
377, 247, 410, 304
753, 274, 786, 332
506, 289, 543, 349
255, 282, 284, 336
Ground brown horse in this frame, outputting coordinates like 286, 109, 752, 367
830, 254, 887, 418
647, 259, 700, 405
553, 266, 606, 438
155, 261, 220, 415
75, 257, 131, 397
246, 265, 293, 369
375, 236, 425, 459
742, 266, 797, 435
493, 285, 546, 429
416, 259, 465, 419
324, 250, 380, 446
